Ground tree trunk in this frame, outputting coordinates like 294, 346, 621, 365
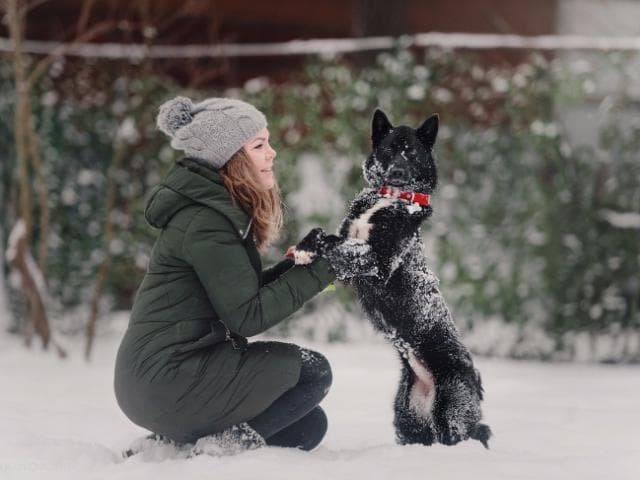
6, 0, 50, 346
25, 106, 50, 283
351, 0, 409, 66
6, 220, 67, 358
0, 225, 8, 319
7, 0, 34, 246
352, 0, 409, 37
6, 220, 50, 348
85, 144, 127, 360
5, 0, 52, 284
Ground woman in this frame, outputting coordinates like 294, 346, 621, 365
114, 96, 339, 453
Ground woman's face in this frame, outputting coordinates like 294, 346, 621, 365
243, 127, 277, 190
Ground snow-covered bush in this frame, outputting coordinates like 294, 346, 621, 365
0, 60, 176, 330
241, 49, 640, 360
1, 48, 638, 360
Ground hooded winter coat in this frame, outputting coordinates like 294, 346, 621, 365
114, 158, 335, 443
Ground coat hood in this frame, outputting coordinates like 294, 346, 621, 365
144, 158, 252, 237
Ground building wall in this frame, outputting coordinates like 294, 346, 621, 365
1, 0, 559, 85
556, 0, 640, 146
12, 0, 558, 42
408, 0, 556, 35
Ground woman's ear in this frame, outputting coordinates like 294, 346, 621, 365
372, 109, 394, 148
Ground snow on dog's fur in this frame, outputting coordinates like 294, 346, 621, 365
294, 109, 491, 448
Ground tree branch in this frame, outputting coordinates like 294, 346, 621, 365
75, 0, 96, 38
26, 20, 115, 88
25, 105, 50, 282
84, 142, 128, 361
18, 0, 49, 19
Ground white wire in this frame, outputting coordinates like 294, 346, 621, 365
0, 32, 639, 59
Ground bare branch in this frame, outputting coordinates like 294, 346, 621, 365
154, 2, 192, 33
75, 0, 95, 38
187, 62, 227, 90
18, 0, 49, 19
25, 105, 50, 282
26, 19, 115, 88
7, 220, 50, 350
85, 142, 128, 361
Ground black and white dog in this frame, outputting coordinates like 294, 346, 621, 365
295, 109, 491, 448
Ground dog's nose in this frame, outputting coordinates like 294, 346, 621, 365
387, 167, 407, 186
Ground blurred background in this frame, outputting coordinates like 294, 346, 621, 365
1, 0, 639, 362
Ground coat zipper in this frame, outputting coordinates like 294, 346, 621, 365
222, 322, 239, 350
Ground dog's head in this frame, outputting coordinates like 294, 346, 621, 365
363, 109, 439, 194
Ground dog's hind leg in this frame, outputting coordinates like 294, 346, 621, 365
393, 357, 437, 445
407, 352, 436, 418
432, 373, 487, 447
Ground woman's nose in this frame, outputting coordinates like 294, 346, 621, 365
268, 144, 276, 159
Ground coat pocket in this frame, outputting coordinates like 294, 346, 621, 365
171, 318, 247, 357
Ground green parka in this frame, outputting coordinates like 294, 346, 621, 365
114, 158, 335, 443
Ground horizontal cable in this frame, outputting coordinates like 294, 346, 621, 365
1, 32, 640, 59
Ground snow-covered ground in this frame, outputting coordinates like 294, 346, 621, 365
1, 316, 639, 480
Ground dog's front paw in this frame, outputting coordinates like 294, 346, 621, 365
325, 238, 378, 280
292, 227, 326, 265
407, 203, 433, 218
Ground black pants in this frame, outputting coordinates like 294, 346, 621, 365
247, 348, 332, 451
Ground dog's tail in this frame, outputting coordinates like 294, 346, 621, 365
470, 423, 492, 449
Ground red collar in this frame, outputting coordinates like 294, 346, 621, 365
378, 186, 431, 206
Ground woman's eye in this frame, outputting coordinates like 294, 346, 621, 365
254, 144, 263, 149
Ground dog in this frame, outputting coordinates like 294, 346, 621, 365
294, 109, 491, 448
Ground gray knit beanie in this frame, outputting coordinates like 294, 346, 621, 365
156, 96, 267, 169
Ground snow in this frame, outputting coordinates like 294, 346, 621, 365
293, 248, 315, 265
287, 153, 351, 232
5, 33, 640, 62
115, 117, 139, 144
405, 202, 422, 214
1, 315, 639, 480
599, 209, 640, 229
5, 220, 26, 263
0, 225, 7, 318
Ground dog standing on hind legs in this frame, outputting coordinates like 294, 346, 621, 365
294, 109, 491, 448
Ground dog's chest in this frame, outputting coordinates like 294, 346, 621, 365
348, 197, 394, 241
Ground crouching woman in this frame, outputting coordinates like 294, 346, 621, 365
114, 96, 335, 452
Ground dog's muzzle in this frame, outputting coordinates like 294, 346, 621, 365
386, 166, 409, 186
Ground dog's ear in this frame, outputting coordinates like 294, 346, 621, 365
417, 113, 439, 151
372, 109, 393, 148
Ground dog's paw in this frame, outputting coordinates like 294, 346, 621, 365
293, 249, 316, 265
293, 227, 326, 265
438, 425, 464, 446
469, 423, 492, 449
407, 203, 433, 218
325, 238, 378, 280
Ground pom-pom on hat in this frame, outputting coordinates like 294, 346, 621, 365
156, 96, 267, 169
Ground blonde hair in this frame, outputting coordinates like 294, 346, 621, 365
219, 148, 283, 251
